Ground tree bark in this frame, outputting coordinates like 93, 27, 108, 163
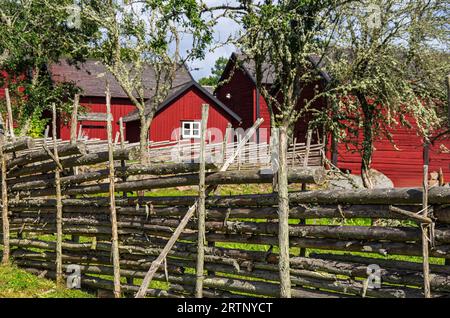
277, 126, 291, 297
195, 104, 209, 297
358, 93, 374, 189
106, 86, 121, 298
139, 112, 151, 164
51, 104, 63, 285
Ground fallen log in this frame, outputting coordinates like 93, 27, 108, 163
309, 253, 450, 275
11, 214, 450, 243
9, 188, 450, 208
389, 206, 432, 224
2, 137, 35, 154
8, 162, 220, 191
22, 168, 325, 196
7, 143, 87, 169
288, 187, 450, 205
287, 256, 450, 292
10, 204, 447, 223
8, 237, 273, 265
8, 223, 450, 258
7, 147, 140, 178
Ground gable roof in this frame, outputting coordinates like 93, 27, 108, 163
49, 59, 193, 99
122, 80, 242, 123
219, 52, 332, 87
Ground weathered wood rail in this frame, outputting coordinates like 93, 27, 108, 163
0, 134, 449, 298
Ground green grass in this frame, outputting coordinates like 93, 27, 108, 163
0, 264, 93, 298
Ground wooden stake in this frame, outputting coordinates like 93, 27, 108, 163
389, 206, 432, 224
51, 104, 63, 285
0, 114, 9, 265
135, 118, 264, 298
303, 129, 312, 168
221, 123, 232, 164
70, 94, 79, 145
106, 84, 121, 298
195, 104, 209, 298
291, 137, 297, 167
70, 94, 80, 243
5, 88, 14, 140
422, 163, 431, 298
278, 126, 291, 298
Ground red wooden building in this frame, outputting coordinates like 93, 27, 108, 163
122, 81, 242, 143
215, 53, 450, 187
49, 59, 241, 143
215, 53, 329, 144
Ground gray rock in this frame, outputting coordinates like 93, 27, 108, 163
328, 169, 393, 190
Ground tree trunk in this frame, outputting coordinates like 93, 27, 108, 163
277, 126, 291, 298
139, 112, 152, 164
358, 94, 374, 189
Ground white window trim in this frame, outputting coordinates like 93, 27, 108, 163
181, 121, 201, 139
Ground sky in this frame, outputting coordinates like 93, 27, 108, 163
187, 1, 242, 80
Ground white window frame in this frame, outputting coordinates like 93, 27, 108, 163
181, 121, 201, 139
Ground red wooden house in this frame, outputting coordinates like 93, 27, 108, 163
122, 81, 241, 143
215, 53, 329, 145
49, 59, 241, 143
215, 53, 450, 187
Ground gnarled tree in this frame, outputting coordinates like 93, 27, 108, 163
81, 0, 213, 162
325, 0, 449, 187
237, 0, 345, 297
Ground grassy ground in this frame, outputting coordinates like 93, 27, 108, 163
0, 264, 93, 298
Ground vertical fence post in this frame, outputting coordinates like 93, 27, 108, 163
278, 126, 291, 298
70, 94, 79, 145
422, 141, 431, 298
303, 129, 312, 168
51, 104, 64, 285
291, 137, 297, 167
0, 114, 9, 265
4, 88, 14, 140
70, 95, 80, 243
195, 104, 209, 298
119, 117, 134, 289
106, 84, 121, 298
222, 123, 232, 164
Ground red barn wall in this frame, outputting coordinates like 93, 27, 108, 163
216, 68, 255, 130
58, 96, 136, 140
332, 119, 450, 187
126, 86, 239, 143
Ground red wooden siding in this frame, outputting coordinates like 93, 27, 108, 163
217, 57, 449, 187
216, 68, 256, 130
58, 97, 136, 140
217, 67, 327, 145
126, 86, 239, 143
332, 119, 450, 187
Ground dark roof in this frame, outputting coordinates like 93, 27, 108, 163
221, 52, 331, 86
49, 59, 193, 99
122, 80, 242, 123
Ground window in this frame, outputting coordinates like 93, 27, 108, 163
181, 121, 201, 139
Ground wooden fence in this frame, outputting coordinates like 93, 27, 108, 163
145, 139, 324, 170
0, 135, 449, 298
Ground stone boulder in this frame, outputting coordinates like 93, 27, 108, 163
328, 169, 394, 190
